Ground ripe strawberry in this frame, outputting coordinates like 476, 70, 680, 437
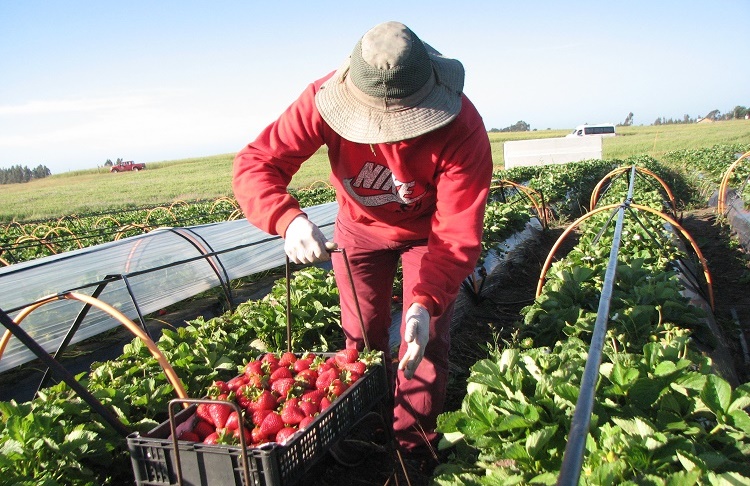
301, 389, 325, 407
233, 425, 252, 444
293, 357, 313, 373
210, 380, 230, 394
275, 427, 298, 444
259, 412, 285, 440
298, 399, 318, 417
342, 361, 366, 376
334, 348, 359, 367
271, 377, 298, 399
178, 430, 200, 442
309, 355, 327, 371
203, 429, 230, 445
328, 378, 348, 398
315, 368, 338, 391
342, 370, 362, 384
208, 401, 233, 429
192, 420, 215, 440
299, 415, 315, 430
294, 368, 318, 389
245, 372, 267, 389
226, 374, 248, 392
261, 353, 280, 373
270, 366, 293, 382
320, 396, 332, 410
248, 389, 277, 412
251, 426, 266, 445
224, 411, 241, 431
196, 403, 214, 426
278, 351, 298, 368
252, 408, 273, 426
236, 384, 253, 410
244, 359, 264, 377
280, 401, 306, 425
204, 432, 220, 444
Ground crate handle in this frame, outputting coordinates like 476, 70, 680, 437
284, 247, 370, 353
168, 398, 252, 486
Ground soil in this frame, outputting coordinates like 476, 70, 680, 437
2, 208, 749, 485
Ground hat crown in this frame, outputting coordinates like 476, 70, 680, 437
349, 21, 432, 101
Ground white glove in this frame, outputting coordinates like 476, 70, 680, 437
284, 215, 337, 264
398, 303, 430, 380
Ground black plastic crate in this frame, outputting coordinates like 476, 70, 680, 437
127, 354, 388, 485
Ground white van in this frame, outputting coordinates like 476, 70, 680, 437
566, 124, 616, 137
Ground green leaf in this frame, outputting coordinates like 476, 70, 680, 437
529, 472, 558, 484
665, 470, 701, 486
504, 443, 530, 460
653, 360, 677, 377
676, 450, 706, 472
612, 417, 655, 438
553, 382, 579, 404
728, 409, 750, 434
671, 372, 707, 393
706, 471, 750, 485
729, 383, 750, 412
629, 377, 667, 409
525, 425, 558, 459
610, 361, 640, 387
701, 375, 732, 415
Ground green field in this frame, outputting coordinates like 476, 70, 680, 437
2, 120, 748, 221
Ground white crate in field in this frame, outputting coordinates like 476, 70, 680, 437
504, 136, 602, 168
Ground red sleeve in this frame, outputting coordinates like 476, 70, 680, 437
232, 75, 331, 237
412, 97, 493, 316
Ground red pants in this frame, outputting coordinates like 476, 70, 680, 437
331, 217, 454, 451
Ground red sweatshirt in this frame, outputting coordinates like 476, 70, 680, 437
233, 72, 493, 316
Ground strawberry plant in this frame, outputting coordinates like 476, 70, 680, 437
0, 266, 345, 483
435, 167, 750, 484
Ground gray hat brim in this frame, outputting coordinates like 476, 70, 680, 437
315, 46, 465, 144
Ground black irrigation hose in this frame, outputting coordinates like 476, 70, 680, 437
557, 166, 636, 486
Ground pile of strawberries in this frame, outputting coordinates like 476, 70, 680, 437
176, 349, 380, 447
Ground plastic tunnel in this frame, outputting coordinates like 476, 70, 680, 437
0, 202, 338, 373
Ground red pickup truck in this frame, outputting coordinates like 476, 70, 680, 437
110, 161, 146, 172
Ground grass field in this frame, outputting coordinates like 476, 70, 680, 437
2, 120, 748, 221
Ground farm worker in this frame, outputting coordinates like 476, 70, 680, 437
232, 20, 492, 461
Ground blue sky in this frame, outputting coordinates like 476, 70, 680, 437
1, 1, 747, 174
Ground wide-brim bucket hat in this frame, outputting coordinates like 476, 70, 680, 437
315, 21, 465, 144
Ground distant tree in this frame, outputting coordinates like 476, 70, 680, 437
32, 164, 50, 179
0, 164, 51, 184
705, 109, 721, 121
104, 159, 113, 167
497, 120, 530, 132
732, 106, 748, 119
620, 112, 634, 126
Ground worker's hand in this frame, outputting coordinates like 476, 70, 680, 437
284, 215, 337, 264
398, 303, 430, 380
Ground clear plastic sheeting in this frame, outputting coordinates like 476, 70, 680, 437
0, 202, 338, 373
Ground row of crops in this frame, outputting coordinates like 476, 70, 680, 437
2, 145, 747, 268
0, 186, 336, 266
436, 165, 749, 484
0, 145, 748, 484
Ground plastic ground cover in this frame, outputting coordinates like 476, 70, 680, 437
0, 203, 337, 373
